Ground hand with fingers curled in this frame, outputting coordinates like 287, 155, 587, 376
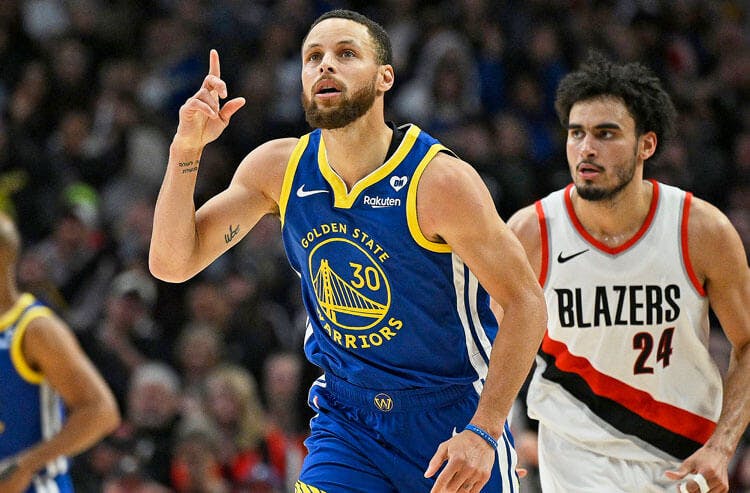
424, 428, 496, 493
174, 49, 246, 151
665, 443, 730, 493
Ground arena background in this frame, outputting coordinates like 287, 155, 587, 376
2, 0, 749, 491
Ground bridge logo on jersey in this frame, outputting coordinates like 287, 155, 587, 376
373, 393, 393, 412
309, 238, 391, 331
302, 225, 404, 349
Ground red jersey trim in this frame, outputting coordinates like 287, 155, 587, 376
680, 193, 706, 296
541, 334, 715, 444
535, 200, 549, 287
564, 180, 661, 255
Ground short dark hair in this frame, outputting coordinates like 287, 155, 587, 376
304, 9, 393, 66
555, 51, 677, 158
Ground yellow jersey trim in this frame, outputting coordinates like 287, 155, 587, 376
279, 134, 311, 227
406, 144, 453, 253
318, 124, 421, 209
295, 480, 327, 493
0, 293, 35, 331
10, 306, 53, 384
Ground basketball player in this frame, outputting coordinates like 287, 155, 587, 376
0, 212, 120, 493
149, 9, 546, 493
508, 52, 750, 493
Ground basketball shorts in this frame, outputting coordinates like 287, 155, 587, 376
538, 423, 683, 493
28, 472, 74, 493
296, 373, 520, 493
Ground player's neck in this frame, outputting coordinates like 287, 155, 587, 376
320, 113, 393, 190
572, 179, 654, 248
0, 280, 21, 316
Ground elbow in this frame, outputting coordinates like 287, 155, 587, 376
104, 401, 122, 435
148, 253, 192, 283
101, 389, 122, 435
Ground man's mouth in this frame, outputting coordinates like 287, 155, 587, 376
315, 79, 342, 97
577, 162, 603, 179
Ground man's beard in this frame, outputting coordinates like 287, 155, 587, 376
302, 78, 377, 129
576, 155, 637, 201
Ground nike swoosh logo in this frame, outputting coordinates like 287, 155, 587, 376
557, 249, 589, 263
296, 185, 329, 197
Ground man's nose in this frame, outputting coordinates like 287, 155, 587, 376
319, 52, 336, 73
579, 134, 597, 157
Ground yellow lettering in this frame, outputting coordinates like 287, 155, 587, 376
389, 318, 403, 330
314, 228, 322, 238
333, 329, 343, 345
369, 333, 383, 346
323, 323, 332, 336
379, 252, 390, 262
321, 224, 330, 234
379, 327, 397, 340
358, 335, 372, 348
353, 228, 360, 238
366, 239, 375, 249
344, 334, 356, 348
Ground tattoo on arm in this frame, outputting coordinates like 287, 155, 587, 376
178, 160, 199, 174
224, 224, 240, 244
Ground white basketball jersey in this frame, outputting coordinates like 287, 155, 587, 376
527, 180, 721, 462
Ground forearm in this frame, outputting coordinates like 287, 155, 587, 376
17, 398, 120, 475
149, 143, 204, 281
470, 291, 546, 438
707, 343, 750, 457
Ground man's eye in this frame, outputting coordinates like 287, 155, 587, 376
342, 50, 355, 57
308, 53, 321, 62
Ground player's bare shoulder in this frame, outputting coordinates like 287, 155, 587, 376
687, 194, 748, 282
233, 137, 301, 205
415, 152, 492, 240
508, 204, 542, 252
417, 151, 490, 213
506, 204, 543, 278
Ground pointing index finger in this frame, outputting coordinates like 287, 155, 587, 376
209, 49, 220, 78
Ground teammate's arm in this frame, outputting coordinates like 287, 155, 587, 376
0, 315, 120, 492
149, 49, 292, 282
421, 154, 547, 492
666, 198, 750, 492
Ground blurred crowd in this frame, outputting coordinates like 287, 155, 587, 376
1, 0, 749, 491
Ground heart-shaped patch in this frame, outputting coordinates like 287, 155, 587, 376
390, 176, 408, 191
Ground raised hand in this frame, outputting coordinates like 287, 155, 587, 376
173, 49, 246, 150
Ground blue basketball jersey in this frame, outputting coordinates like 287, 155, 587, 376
0, 293, 73, 493
280, 124, 499, 390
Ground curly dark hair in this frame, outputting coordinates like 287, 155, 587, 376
555, 51, 677, 159
304, 9, 393, 66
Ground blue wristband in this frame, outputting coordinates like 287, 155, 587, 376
464, 424, 498, 450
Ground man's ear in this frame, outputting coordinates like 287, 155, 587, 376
640, 131, 657, 161
379, 65, 394, 92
